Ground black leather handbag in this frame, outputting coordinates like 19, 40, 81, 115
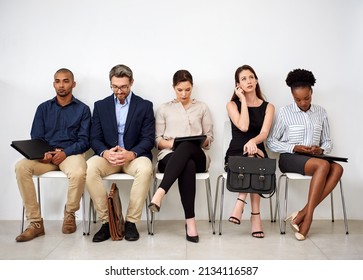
226, 154, 276, 198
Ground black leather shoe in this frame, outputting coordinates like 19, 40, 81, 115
92, 223, 110, 242
124, 221, 139, 241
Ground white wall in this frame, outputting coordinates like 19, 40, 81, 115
1, 0, 362, 221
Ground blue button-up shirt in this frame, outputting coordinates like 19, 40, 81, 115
30, 96, 91, 156
115, 92, 132, 148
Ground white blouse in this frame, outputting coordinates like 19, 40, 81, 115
155, 99, 214, 169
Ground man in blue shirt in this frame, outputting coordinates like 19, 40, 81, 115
15, 68, 91, 242
86, 64, 155, 242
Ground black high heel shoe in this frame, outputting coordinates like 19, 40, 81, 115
185, 224, 199, 243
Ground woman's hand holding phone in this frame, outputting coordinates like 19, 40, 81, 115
235, 85, 245, 100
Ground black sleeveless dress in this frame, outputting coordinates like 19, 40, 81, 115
224, 100, 269, 164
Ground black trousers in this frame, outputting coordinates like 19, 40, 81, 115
158, 141, 207, 219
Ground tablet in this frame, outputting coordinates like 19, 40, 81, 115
11, 139, 54, 160
296, 152, 348, 162
172, 135, 207, 151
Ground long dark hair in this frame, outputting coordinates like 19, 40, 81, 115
230, 65, 264, 101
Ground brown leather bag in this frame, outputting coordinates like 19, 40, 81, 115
107, 183, 125, 240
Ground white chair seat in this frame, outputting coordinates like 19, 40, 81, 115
283, 173, 312, 180
155, 172, 211, 180
36, 171, 68, 178
102, 173, 135, 180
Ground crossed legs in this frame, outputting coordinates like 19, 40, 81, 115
150, 142, 206, 239
292, 159, 344, 238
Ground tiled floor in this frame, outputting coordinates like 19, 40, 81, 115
1, 219, 362, 260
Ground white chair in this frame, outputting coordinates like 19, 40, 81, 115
21, 171, 87, 235
275, 172, 349, 234
213, 120, 275, 235
150, 171, 215, 235
87, 173, 151, 235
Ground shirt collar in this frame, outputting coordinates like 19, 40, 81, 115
292, 102, 315, 113
114, 91, 132, 105
51, 96, 77, 106
171, 98, 197, 104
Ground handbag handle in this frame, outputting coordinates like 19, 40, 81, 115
254, 153, 276, 199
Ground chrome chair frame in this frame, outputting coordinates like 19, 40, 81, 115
274, 172, 349, 234
87, 173, 151, 235
214, 172, 275, 235
150, 172, 215, 235
21, 171, 87, 235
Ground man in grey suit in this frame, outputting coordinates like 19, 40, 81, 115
86, 64, 155, 242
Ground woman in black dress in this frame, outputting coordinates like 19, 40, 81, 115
225, 65, 275, 238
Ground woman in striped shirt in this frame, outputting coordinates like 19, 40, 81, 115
267, 69, 344, 241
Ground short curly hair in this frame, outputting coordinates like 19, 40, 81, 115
285, 69, 316, 88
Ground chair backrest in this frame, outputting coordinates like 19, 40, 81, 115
222, 120, 232, 162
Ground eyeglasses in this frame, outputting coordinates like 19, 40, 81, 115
110, 84, 130, 92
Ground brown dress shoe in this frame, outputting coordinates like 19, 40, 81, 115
62, 210, 76, 234
16, 219, 45, 242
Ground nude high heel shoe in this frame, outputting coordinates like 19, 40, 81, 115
284, 211, 299, 232
295, 232, 306, 241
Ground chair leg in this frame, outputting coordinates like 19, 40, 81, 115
279, 175, 288, 234
269, 196, 274, 223
338, 179, 349, 234
37, 178, 41, 215
145, 191, 151, 234
330, 191, 335, 222
21, 206, 25, 233
275, 174, 285, 233
87, 199, 95, 236
82, 193, 87, 235
213, 175, 223, 235
217, 176, 225, 235
274, 175, 284, 224
205, 178, 215, 234
149, 178, 158, 235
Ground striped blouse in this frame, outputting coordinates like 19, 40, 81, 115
267, 102, 332, 154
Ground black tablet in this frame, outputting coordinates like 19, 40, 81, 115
172, 135, 207, 151
11, 139, 54, 160
296, 152, 348, 162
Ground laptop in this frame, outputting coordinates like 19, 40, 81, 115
172, 135, 207, 151
11, 139, 54, 160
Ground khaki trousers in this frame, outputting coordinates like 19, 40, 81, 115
15, 154, 87, 223
86, 155, 153, 224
